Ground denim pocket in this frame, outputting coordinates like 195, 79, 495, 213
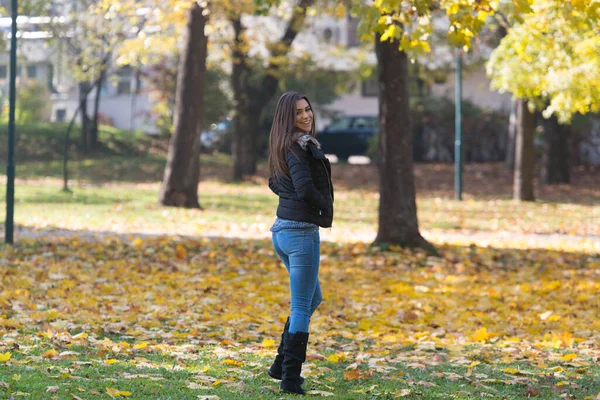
312, 229, 320, 244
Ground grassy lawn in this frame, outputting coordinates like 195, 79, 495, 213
0, 178, 598, 253
1, 236, 599, 399
1, 122, 599, 398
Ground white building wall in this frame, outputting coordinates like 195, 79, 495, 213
51, 92, 158, 134
431, 68, 512, 112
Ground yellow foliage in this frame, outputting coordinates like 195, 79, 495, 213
106, 388, 132, 397
0, 352, 11, 362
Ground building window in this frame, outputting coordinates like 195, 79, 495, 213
361, 77, 378, 97
27, 65, 37, 78
0, 66, 6, 79
55, 108, 66, 122
116, 66, 133, 95
117, 80, 132, 95
347, 16, 361, 48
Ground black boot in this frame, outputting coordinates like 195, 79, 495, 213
268, 318, 305, 384
280, 331, 309, 395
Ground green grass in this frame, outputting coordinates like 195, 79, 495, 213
1, 121, 598, 241
1, 181, 598, 246
3, 341, 600, 399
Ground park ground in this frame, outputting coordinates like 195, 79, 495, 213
0, 124, 599, 399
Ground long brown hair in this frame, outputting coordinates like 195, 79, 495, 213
268, 92, 316, 180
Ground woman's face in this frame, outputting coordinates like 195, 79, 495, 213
295, 98, 313, 133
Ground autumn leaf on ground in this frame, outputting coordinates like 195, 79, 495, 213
471, 327, 494, 342
261, 338, 276, 348
42, 349, 58, 359
560, 354, 577, 361
0, 352, 11, 362
306, 390, 335, 397
326, 352, 347, 363
344, 368, 361, 380
222, 359, 243, 367
106, 388, 132, 397
556, 331, 575, 348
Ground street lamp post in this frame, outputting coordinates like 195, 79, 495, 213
455, 50, 463, 201
5, 0, 18, 244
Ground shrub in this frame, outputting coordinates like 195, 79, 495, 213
15, 80, 52, 123
367, 96, 509, 163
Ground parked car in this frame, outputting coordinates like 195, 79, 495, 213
200, 118, 231, 150
317, 115, 378, 162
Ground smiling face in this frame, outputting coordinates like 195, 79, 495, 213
295, 98, 313, 133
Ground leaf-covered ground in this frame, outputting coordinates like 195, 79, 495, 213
1, 235, 600, 399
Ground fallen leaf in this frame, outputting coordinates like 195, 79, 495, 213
106, 388, 131, 397
344, 369, 361, 380
306, 390, 335, 397
46, 386, 60, 393
222, 359, 243, 367
560, 354, 577, 361
0, 352, 12, 362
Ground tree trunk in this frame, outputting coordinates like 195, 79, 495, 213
230, 17, 256, 180
514, 98, 536, 201
505, 97, 518, 170
90, 69, 107, 151
541, 115, 570, 184
79, 81, 93, 152
373, 33, 434, 252
230, 0, 315, 181
232, 105, 261, 179
159, 3, 207, 208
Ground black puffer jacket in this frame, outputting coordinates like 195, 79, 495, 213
269, 135, 334, 228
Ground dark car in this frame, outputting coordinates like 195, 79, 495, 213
317, 115, 378, 162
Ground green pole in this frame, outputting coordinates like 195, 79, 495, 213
5, 0, 18, 244
455, 51, 463, 201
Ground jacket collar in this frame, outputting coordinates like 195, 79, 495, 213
297, 134, 326, 159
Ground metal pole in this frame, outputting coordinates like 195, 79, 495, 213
5, 0, 18, 244
454, 51, 463, 201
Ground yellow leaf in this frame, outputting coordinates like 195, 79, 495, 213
261, 338, 276, 348
0, 352, 11, 362
471, 327, 490, 342
468, 361, 480, 368
560, 354, 577, 361
133, 342, 148, 350
42, 349, 58, 359
175, 244, 187, 259
556, 381, 569, 386
132, 238, 143, 247
222, 359, 243, 367
212, 379, 223, 386
504, 368, 521, 374
202, 366, 210, 373
106, 388, 132, 397
556, 331, 575, 348
325, 352, 347, 363
105, 359, 118, 365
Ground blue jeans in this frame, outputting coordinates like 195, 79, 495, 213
272, 227, 322, 334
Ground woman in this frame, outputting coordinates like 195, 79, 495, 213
266, 92, 334, 394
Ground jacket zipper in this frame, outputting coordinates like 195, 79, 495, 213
320, 159, 333, 230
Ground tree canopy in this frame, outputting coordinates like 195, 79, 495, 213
486, 0, 600, 123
